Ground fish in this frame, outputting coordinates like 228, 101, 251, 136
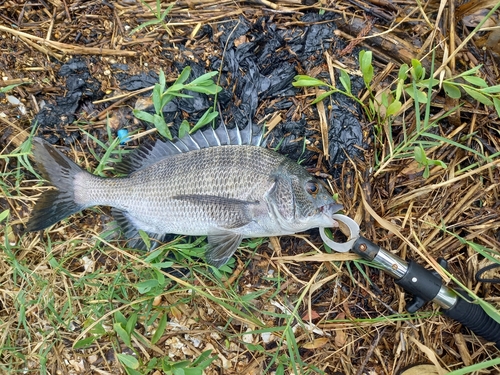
25, 124, 343, 267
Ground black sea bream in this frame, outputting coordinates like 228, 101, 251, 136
26, 125, 342, 267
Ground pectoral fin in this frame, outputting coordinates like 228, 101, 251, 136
205, 231, 244, 268
173, 194, 258, 229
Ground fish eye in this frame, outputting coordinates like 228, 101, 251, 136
306, 181, 319, 195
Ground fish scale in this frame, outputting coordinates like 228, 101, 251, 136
86, 146, 286, 234
26, 124, 343, 267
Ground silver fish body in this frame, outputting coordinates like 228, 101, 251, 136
26, 125, 342, 267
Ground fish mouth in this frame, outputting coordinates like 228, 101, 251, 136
320, 203, 343, 215
317, 203, 343, 227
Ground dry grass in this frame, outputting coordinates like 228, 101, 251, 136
1, 1, 500, 374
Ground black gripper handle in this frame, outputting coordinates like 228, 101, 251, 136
444, 296, 500, 348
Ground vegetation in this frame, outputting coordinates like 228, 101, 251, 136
132, 66, 221, 140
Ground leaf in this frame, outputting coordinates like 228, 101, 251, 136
423, 132, 487, 161
462, 75, 488, 88
191, 109, 218, 133
463, 86, 493, 105
152, 83, 163, 113
165, 92, 193, 99
114, 311, 127, 326
414, 145, 427, 165
153, 268, 165, 285
186, 84, 221, 95
158, 69, 166, 92
1, 83, 26, 93
150, 261, 174, 269
359, 50, 373, 87
168, 83, 187, 93
339, 69, 351, 93
151, 313, 167, 345
160, 3, 175, 20
0, 209, 9, 223
443, 82, 461, 99
114, 323, 132, 347
175, 66, 191, 85
189, 71, 219, 85
245, 343, 265, 351
117, 353, 139, 369
380, 92, 389, 108
428, 159, 447, 169
479, 85, 500, 94
129, 18, 162, 34
178, 120, 190, 138
386, 100, 402, 117
411, 59, 424, 81
91, 322, 106, 336
73, 336, 96, 349
416, 78, 440, 88
404, 87, 427, 103
139, 229, 152, 250
422, 166, 430, 179
311, 90, 335, 104
494, 98, 500, 118
395, 79, 404, 101
126, 368, 143, 375
456, 64, 482, 78
144, 248, 165, 263
240, 289, 269, 301
398, 64, 409, 80
292, 75, 327, 87
153, 114, 172, 139
136, 279, 159, 294
368, 98, 375, 115
133, 110, 155, 123
477, 298, 500, 324
126, 313, 138, 335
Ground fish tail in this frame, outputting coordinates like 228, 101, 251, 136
26, 138, 88, 232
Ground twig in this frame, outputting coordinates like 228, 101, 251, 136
0, 25, 137, 57
355, 327, 387, 375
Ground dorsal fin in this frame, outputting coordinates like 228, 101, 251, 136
115, 123, 265, 174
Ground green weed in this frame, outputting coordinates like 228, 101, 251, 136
293, 49, 500, 178
130, 0, 175, 35
133, 66, 221, 139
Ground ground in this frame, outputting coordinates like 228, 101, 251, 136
1, 1, 500, 375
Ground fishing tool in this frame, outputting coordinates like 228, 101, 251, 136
320, 214, 500, 348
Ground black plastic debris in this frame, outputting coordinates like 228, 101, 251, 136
210, 14, 364, 167
117, 71, 159, 91
33, 57, 104, 144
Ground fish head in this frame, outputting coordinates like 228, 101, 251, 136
267, 163, 343, 233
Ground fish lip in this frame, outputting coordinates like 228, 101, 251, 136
320, 203, 343, 215
318, 203, 343, 227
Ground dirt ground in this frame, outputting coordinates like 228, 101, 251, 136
1, 1, 500, 374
